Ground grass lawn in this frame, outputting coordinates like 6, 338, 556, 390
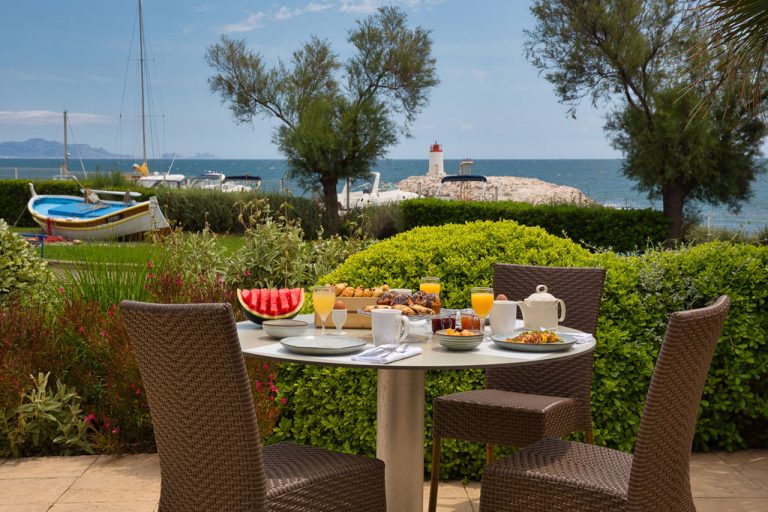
12, 227, 245, 262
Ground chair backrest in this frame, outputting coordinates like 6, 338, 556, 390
492, 263, 607, 334
121, 301, 268, 512
487, 264, 607, 432
627, 296, 730, 511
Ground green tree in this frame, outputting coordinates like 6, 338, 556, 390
525, 0, 766, 239
206, 6, 438, 234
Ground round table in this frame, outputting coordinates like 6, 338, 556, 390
238, 316, 595, 512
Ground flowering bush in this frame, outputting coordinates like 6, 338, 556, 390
0, 219, 51, 303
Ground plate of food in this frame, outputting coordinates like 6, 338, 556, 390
491, 329, 576, 352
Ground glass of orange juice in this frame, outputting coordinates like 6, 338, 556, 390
471, 287, 494, 339
420, 276, 441, 295
312, 285, 336, 335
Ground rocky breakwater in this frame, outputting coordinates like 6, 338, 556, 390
396, 175, 594, 205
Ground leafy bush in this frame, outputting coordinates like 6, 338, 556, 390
273, 220, 768, 479
0, 219, 51, 302
400, 197, 670, 251
0, 372, 93, 457
154, 188, 322, 238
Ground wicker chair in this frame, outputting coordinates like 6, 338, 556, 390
429, 264, 606, 512
479, 295, 731, 512
120, 301, 386, 512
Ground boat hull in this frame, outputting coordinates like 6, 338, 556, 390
27, 194, 170, 241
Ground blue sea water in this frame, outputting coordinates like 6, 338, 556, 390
2, 158, 766, 232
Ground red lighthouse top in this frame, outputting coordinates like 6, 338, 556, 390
430, 142, 442, 152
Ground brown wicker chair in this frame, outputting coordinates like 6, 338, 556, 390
120, 301, 386, 512
429, 264, 606, 512
479, 295, 731, 512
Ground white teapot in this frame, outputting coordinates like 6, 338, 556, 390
516, 285, 566, 330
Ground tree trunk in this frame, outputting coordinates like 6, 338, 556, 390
662, 179, 685, 241
320, 174, 340, 235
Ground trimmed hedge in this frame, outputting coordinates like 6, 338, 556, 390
271, 220, 768, 480
400, 198, 670, 252
0, 180, 321, 238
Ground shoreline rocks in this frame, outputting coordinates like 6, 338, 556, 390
396, 175, 595, 205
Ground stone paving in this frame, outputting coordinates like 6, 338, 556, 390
0, 450, 766, 511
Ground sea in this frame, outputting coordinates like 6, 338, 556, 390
2, 158, 766, 233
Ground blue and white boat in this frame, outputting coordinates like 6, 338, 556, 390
27, 184, 170, 240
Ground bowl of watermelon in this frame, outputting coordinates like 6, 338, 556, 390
237, 288, 305, 325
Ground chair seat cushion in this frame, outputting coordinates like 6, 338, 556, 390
264, 442, 386, 511
433, 389, 577, 446
481, 438, 631, 511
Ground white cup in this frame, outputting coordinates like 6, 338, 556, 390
490, 300, 518, 335
371, 309, 410, 346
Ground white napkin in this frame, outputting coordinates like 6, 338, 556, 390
569, 333, 595, 344
352, 346, 423, 364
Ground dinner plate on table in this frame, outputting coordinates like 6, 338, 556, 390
490, 331, 577, 352
279, 336, 367, 355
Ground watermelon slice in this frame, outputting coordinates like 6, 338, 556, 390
237, 288, 305, 324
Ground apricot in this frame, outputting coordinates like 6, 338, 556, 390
333, 300, 346, 310
496, 294, 508, 301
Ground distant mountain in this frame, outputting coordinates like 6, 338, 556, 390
0, 138, 131, 159
161, 152, 219, 160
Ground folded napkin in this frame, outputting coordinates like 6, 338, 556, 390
352, 346, 423, 364
569, 332, 596, 344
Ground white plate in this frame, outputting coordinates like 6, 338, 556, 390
279, 336, 367, 355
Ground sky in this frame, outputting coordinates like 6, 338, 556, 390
0, 0, 618, 160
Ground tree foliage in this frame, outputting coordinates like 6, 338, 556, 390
206, 6, 438, 234
525, 0, 766, 239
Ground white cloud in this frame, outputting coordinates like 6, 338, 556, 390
339, 0, 445, 14
471, 69, 490, 81
221, 12, 266, 33
459, 123, 474, 131
0, 111, 114, 126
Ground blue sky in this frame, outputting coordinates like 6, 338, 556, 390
0, 0, 616, 159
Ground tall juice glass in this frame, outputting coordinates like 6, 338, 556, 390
471, 287, 494, 339
312, 285, 336, 335
419, 276, 441, 296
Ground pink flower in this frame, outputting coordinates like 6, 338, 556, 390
100, 330, 107, 337
84, 413, 96, 423
175, 277, 183, 287
147, 260, 154, 269
280, 397, 287, 405
111, 427, 120, 434
108, 305, 115, 318
146, 273, 154, 280
244, 269, 251, 276
57, 287, 64, 295
254, 380, 263, 392
135, 387, 141, 396
77, 326, 85, 335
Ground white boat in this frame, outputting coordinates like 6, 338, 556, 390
128, 0, 186, 187
338, 172, 420, 210
188, 171, 262, 192
27, 184, 170, 240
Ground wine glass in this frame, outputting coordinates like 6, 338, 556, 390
312, 285, 335, 335
471, 287, 494, 339
419, 276, 441, 296
331, 307, 348, 335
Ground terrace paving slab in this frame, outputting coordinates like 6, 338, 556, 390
0, 450, 764, 511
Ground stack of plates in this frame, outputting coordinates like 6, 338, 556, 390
435, 329, 484, 351
262, 319, 309, 339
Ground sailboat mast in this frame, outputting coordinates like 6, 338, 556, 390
63, 110, 69, 176
138, 0, 147, 164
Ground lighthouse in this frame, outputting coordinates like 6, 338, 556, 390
427, 142, 445, 177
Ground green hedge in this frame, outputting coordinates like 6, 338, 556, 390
400, 198, 670, 252
271, 220, 768, 479
0, 180, 321, 238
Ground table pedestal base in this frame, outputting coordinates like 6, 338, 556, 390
377, 369, 426, 512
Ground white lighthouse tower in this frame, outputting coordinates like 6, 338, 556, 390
427, 141, 445, 177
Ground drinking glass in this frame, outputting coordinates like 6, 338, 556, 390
471, 287, 494, 339
419, 276, 441, 295
331, 308, 348, 335
312, 285, 336, 335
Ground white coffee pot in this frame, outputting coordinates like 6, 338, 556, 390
515, 285, 566, 330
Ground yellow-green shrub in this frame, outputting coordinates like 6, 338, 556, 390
272, 221, 768, 479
